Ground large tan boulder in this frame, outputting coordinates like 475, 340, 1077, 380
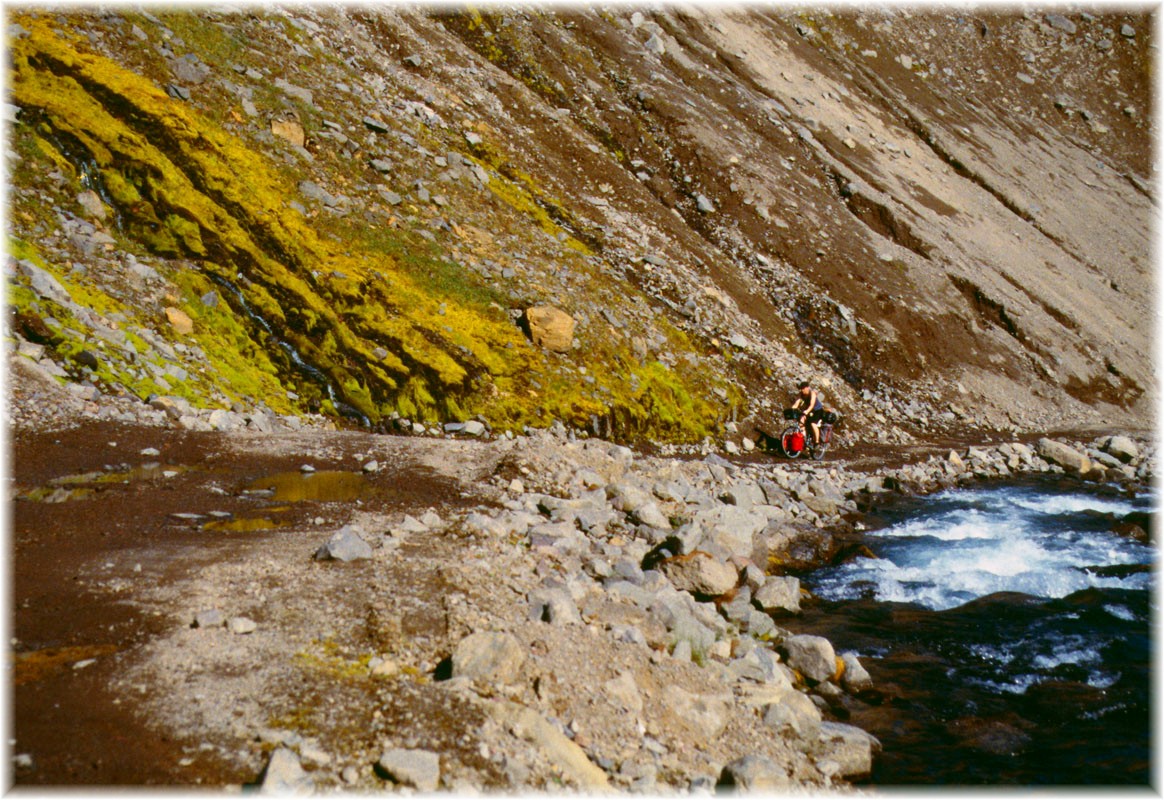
525, 306, 575, 353
1036, 438, 1091, 475
164, 306, 194, 335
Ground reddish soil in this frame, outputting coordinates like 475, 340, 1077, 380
10, 421, 472, 786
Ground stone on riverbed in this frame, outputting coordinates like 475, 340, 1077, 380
1103, 435, 1139, 464
815, 721, 881, 778
1036, 438, 1091, 474
840, 652, 873, 693
780, 634, 837, 684
754, 575, 801, 613
314, 526, 372, 562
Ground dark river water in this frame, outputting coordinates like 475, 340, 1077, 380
791, 478, 1154, 786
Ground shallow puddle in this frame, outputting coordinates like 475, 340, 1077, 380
246, 470, 372, 503
201, 517, 282, 533
17, 464, 191, 503
14, 644, 120, 686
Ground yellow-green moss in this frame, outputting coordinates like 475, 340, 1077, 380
8, 12, 742, 443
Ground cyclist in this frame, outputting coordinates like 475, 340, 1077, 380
790, 380, 825, 447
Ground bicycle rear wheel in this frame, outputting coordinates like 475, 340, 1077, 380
780, 425, 803, 459
810, 424, 833, 460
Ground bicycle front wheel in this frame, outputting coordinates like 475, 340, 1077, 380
780, 425, 803, 459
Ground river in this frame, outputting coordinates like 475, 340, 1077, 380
790, 477, 1154, 786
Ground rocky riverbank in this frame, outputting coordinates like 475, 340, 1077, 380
10, 380, 1153, 790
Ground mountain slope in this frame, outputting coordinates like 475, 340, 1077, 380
6, 7, 1155, 443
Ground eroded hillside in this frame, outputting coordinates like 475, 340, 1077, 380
6, 6, 1155, 444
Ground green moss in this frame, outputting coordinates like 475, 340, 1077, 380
7, 12, 740, 443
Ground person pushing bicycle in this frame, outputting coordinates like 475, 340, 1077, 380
791, 380, 825, 447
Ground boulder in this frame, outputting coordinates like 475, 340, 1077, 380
632, 500, 671, 530
259, 748, 310, 794
717, 755, 791, 790
691, 506, 768, 560
661, 552, 738, 597
192, 609, 225, 629
1103, 435, 1139, 464
816, 722, 881, 778
527, 587, 582, 626
839, 652, 873, 693
762, 689, 822, 739
489, 701, 610, 790
524, 306, 575, 353
450, 631, 526, 684
780, 634, 837, 684
164, 307, 194, 335
754, 575, 801, 614
270, 118, 306, 148
376, 748, 440, 792
314, 526, 373, 562
1036, 438, 1091, 474
666, 686, 731, 738
602, 671, 643, 713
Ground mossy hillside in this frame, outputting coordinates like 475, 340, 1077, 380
9, 13, 739, 442
7, 237, 214, 406
10, 15, 525, 422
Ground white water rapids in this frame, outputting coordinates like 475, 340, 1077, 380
812, 484, 1153, 612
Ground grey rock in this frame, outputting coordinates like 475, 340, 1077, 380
692, 506, 768, 559
695, 194, 715, 213
275, 78, 314, 106
728, 646, 789, 686
528, 587, 582, 625
780, 634, 837, 684
606, 481, 653, 514
840, 652, 873, 693
363, 116, 390, 133
632, 500, 671, 530
719, 585, 753, 625
644, 33, 666, 56
378, 188, 403, 205
602, 671, 643, 713
314, 525, 373, 562
298, 180, 339, 207
1103, 435, 1139, 463
169, 54, 211, 85
816, 721, 881, 778
1045, 14, 1077, 34
754, 575, 801, 613
228, 616, 257, 635
718, 754, 791, 790
667, 686, 731, 738
1036, 438, 1091, 474
722, 481, 765, 509
259, 748, 310, 794
14, 259, 74, 308
450, 631, 525, 683
377, 748, 440, 792
762, 689, 822, 738
1121, 24, 1136, 38
661, 552, 738, 596
76, 190, 107, 221
193, 608, 225, 629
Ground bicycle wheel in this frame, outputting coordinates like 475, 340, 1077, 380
780, 425, 803, 459
810, 424, 833, 460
